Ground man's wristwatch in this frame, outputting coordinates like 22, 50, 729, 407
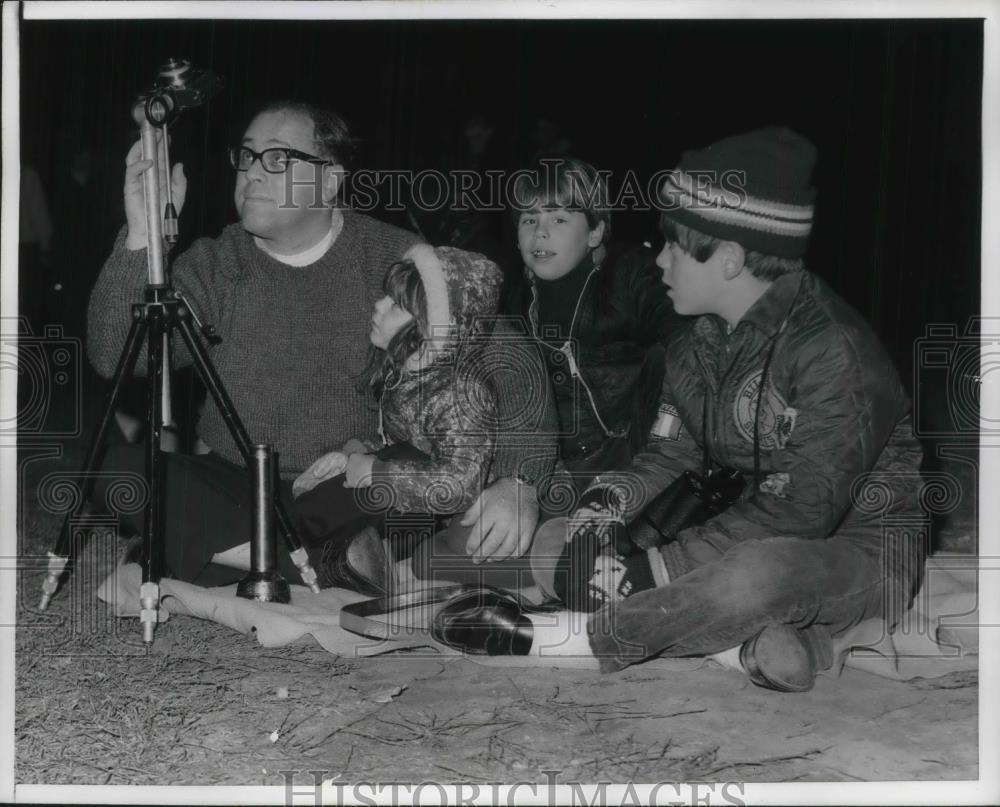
514, 473, 539, 504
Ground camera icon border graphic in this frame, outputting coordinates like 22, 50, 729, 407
1, 317, 83, 438
913, 318, 1000, 440
13, 526, 151, 655
13, 455, 153, 653
350, 468, 478, 517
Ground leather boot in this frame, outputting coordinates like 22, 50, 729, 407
315, 526, 392, 597
740, 624, 833, 692
431, 588, 534, 655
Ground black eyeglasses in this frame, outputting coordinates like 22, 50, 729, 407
229, 146, 331, 174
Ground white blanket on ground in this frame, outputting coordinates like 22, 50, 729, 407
96, 554, 979, 680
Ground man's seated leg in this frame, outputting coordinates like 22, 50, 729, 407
91, 443, 297, 587
410, 516, 539, 592
527, 516, 572, 599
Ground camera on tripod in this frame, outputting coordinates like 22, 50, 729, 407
140, 58, 224, 127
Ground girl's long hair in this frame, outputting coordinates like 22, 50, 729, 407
357, 259, 429, 399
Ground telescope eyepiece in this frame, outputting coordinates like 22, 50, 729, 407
145, 94, 175, 125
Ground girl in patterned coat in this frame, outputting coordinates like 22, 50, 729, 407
291, 244, 503, 593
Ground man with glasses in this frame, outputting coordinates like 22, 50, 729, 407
86, 101, 419, 585
87, 101, 557, 588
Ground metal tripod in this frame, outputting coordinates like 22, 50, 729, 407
36, 61, 319, 643
36, 281, 320, 642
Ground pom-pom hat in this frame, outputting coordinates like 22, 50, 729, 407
658, 126, 817, 259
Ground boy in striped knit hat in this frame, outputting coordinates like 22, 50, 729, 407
434, 128, 926, 693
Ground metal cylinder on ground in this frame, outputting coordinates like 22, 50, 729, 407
237, 444, 291, 604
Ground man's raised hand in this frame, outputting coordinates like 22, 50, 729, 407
123, 137, 187, 250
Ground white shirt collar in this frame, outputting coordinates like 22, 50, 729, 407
254, 209, 343, 267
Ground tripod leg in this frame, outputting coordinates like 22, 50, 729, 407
39, 314, 150, 610
140, 304, 168, 643
174, 314, 320, 593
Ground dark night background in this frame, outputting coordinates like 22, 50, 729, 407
17, 15, 983, 445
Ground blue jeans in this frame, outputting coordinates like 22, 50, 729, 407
532, 519, 904, 673
415, 516, 911, 674
595, 535, 903, 672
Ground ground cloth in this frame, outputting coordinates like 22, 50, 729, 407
97, 554, 979, 680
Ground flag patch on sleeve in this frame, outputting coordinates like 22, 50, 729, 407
651, 403, 683, 441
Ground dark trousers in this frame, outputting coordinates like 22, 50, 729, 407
91, 443, 442, 588
407, 436, 633, 591
410, 513, 545, 591
291, 442, 444, 563
91, 444, 300, 587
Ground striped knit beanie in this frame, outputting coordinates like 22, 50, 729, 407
658, 127, 817, 259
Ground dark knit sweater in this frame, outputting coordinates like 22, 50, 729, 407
533, 252, 606, 450
533, 253, 596, 346
509, 243, 674, 464
88, 209, 420, 474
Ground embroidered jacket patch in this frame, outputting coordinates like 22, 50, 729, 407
650, 402, 683, 441
774, 407, 798, 450
733, 370, 796, 450
760, 472, 791, 498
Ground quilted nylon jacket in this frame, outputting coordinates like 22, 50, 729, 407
368, 246, 502, 514
601, 270, 926, 597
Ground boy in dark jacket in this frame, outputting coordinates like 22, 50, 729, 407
434, 128, 926, 693
508, 157, 677, 498
409, 158, 675, 587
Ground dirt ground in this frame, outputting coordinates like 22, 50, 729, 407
14, 441, 979, 787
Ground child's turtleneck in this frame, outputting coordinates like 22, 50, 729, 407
533, 250, 598, 345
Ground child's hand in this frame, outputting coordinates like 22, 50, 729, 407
343, 453, 375, 488
292, 451, 348, 499
461, 477, 539, 564
341, 437, 369, 455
